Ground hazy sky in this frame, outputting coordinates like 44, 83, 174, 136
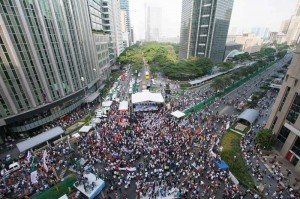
129, 0, 298, 40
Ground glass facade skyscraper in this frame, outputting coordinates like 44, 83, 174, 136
119, 0, 132, 45
0, 0, 104, 135
179, 0, 234, 63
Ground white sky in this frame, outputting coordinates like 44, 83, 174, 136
129, 0, 298, 41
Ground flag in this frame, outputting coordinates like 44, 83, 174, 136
31, 156, 35, 170
43, 150, 48, 172
26, 151, 32, 161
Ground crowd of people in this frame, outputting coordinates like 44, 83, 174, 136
1, 56, 298, 199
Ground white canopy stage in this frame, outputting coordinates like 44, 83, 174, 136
79, 126, 93, 133
16, 126, 64, 152
132, 90, 164, 104
171, 110, 186, 118
119, 101, 129, 111
131, 90, 165, 104
131, 90, 165, 112
102, 101, 113, 107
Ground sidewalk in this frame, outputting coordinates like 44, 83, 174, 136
261, 150, 300, 191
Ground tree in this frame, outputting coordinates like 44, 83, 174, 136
218, 61, 234, 72
212, 77, 226, 91
255, 129, 275, 150
276, 50, 287, 59
150, 64, 159, 75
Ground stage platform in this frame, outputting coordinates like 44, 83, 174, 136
74, 173, 105, 199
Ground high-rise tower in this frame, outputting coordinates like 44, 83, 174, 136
0, 0, 103, 136
266, 45, 300, 171
119, 0, 132, 45
179, 0, 234, 63
145, 5, 162, 42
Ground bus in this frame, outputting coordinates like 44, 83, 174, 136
145, 71, 149, 80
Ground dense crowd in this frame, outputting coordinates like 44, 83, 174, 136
1, 56, 298, 199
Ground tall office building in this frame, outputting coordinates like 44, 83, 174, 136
266, 44, 300, 171
103, 0, 124, 61
286, 15, 300, 45
179, 0, 234, 63
0, 0, 102, 137
119, 0, 132, 45
279, 0, 300, 45
145, 5, 162, 42
87, 0, 110, 78
120, 10, 129, 47
280, 19, 291, 34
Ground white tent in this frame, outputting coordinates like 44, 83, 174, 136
72, 133, 81, 138
132, 90, 164, 104
171, 110, 186, 118
79, 126, 93, 133
102, 101, 113, 107
119, 101, 129, 111
93, 118, 101, 124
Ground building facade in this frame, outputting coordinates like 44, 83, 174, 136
266, 44, 300, 172
286, 15, 300, 45
119, 0, 132, 45
227, 33, 262, 54
179, 0, 234, 63
102, 0, 124, 60
279, 1, 300, 45
120, 10, 129, 48
269, 32, 287, 45
145, 5, 162, 42
0, 0, 103, 138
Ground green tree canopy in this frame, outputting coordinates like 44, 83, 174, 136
255, 129, 275, 150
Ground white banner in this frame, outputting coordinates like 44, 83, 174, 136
229, 171, 239, 185
30, 170, 38, 184
43, 150, 48, 172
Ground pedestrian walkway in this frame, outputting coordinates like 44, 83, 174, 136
262, 150, 300, 190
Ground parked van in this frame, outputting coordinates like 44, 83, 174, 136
1, 162, 20, 176
8, 162, 20, 173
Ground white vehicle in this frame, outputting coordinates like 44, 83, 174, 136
1, 162, 20, 176
9, 162, 20, 173
129, 88, 132, 94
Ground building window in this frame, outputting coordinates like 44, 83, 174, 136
277, 125, 290, 143
286, 93, 300, 124
279, 87, 290, 111
270, 116, 278, 130
291, 137, 300, 157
